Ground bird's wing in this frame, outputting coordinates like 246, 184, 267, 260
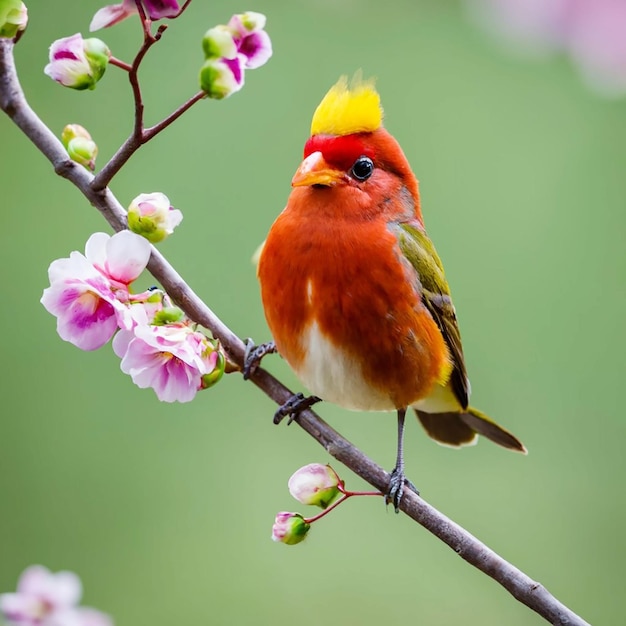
394, 222, 470, 410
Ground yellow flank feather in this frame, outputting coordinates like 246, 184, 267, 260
310, 73, 383, 137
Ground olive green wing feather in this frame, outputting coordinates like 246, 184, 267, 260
395, 222, 470, 410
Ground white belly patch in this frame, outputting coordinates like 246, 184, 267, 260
294, 322, 395, 412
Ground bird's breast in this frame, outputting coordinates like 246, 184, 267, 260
258, 210, 448, 410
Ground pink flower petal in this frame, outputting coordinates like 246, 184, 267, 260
85, 231, 150, 285
143, 0, 180, 20
83, 233, 109, 271
90, 1, 137, 31
104, 231, 151, 283
73, 607, 115, 626
0, 591, 44, 625
239, 30, 272, 69
112, 329, 134, 358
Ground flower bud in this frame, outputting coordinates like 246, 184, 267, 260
271, 512, 310, 545
288, 463, 341, 508
227, 11, 272, 70
201, 349, 225, 389
199, 57, 244, 99
61, 124, 98, 170
127, 192, 182, 243
83, 37, 110, 80
229, 11, 266, 36
0, 0, 27, 38
44, 33, 111, 90
202, 25, 237, 60
152, 305, 184, 325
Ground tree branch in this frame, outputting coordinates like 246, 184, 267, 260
0, 38, 590, 626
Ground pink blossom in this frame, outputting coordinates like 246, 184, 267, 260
41, 251, 128, 350
41, 231, 150, 350
113, 324, 220, 402
466, 0, 626, 96
90, 0, 179, 31
0, 565, 112, 626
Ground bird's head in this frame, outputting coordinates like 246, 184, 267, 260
290, 74, 423, 223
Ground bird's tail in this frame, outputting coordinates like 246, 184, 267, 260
414, 407, 527, 453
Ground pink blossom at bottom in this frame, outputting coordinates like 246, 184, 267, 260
0, 565, 112, 626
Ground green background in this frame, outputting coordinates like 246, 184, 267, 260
1, 1, 624, 624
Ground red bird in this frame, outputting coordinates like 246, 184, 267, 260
253, 75, 525, 508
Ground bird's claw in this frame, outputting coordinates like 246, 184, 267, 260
385, 470, 419, 513
243, 338, 276, 380
273, 393, 322, 425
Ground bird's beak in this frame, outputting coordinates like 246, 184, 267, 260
291, 151, 343, 187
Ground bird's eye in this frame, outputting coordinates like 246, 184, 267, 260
350, 156, 374, 181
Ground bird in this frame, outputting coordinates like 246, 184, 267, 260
252, 74, 526, 509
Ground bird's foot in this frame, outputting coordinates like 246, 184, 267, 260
243, 338, 276, 380
385, 469, 419, 513
274, 393, 322, 425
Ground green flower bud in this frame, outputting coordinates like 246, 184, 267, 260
0, 0, 27, 39
61, 124, 98, 170
201, 349, 225, 389
199, 57, 244, 99
152, 306, 185, 326
202, 25, 237, 60
271, 512, 310, 545
83, 37, 110, 83
127, 192, 183, 243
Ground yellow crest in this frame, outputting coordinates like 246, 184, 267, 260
310, 73, 383, 137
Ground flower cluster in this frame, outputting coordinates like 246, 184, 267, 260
90, 0, 180, 31
271, 464, 382, 545
41, 215, 224, 403
44, 33, 110, 90
199, 11, 272, 99
0, 565, 112, 626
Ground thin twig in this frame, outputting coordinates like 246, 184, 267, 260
177, 1, 194, 19
0, 38, 591, 626
92, 13, 201, 190
144, 91, 206, 140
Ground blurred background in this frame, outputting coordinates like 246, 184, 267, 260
1, 1, 625, 624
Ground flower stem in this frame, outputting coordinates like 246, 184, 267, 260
109, 56, 132, 72
304, 487, 383, 524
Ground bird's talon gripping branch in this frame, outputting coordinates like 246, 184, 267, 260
386, 467, 406, 513
243, 338, 276, 380
273, 393, 322, 425
404, 477, 419, 496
